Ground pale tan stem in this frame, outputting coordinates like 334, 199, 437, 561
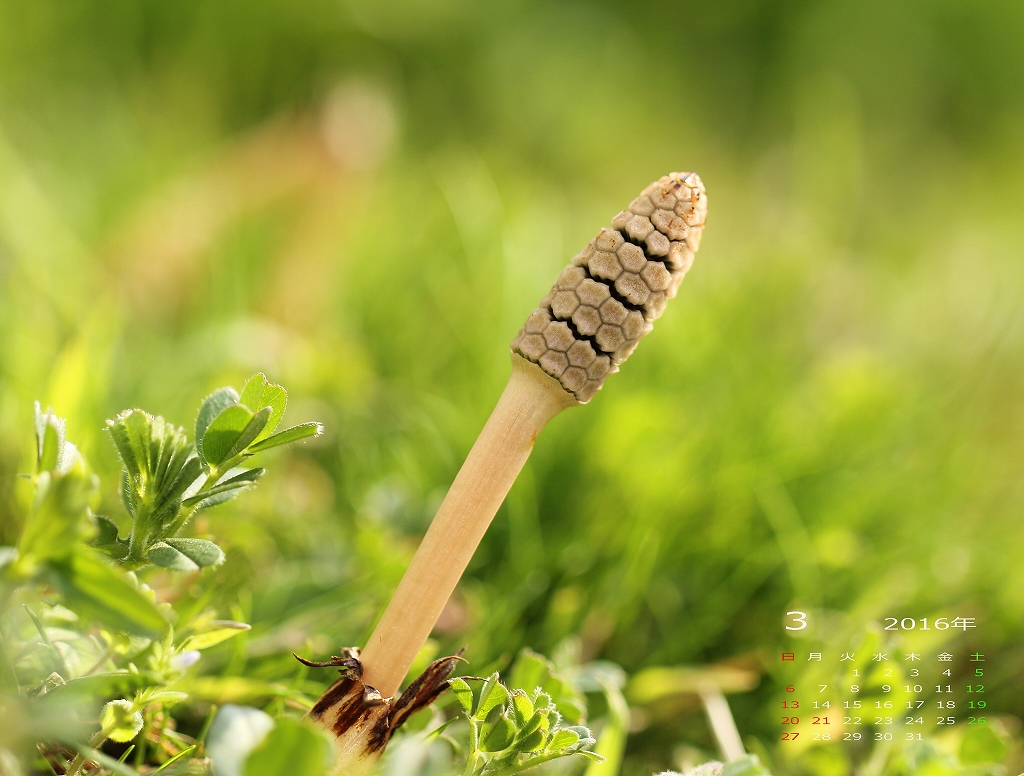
359, 355, 577, 698
699, 684, 746, 763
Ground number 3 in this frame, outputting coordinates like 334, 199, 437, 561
786, 611, 808, 631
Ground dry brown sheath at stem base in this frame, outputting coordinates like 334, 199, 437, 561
307, 172, 706, 773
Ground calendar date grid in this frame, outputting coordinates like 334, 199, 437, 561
778, 612, 988, 745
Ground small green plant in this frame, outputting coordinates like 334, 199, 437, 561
0, 375, 323, 775
446, 650, 601, 776
99, 372, 322, 569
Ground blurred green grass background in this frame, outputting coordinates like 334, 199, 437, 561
2, 0, 1024, 772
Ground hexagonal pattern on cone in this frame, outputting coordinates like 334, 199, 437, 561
511, 172, 706, 402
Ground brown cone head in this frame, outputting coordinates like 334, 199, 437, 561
511, 171, 707, 402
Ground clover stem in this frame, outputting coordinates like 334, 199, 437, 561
65, 728, 111, 776
200, 463, 227, 491
127, 502, 157, 564
463, 716, 481, 776
162, 462, 230, 539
